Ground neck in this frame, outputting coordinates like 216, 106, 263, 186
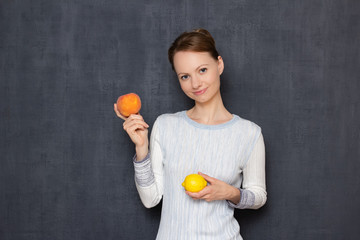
187, 91, 232, 125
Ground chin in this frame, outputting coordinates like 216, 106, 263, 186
193, 95, 211, 104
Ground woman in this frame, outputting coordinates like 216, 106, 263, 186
114, 29, 267, 240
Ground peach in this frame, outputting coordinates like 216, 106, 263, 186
116, 93, 142, 117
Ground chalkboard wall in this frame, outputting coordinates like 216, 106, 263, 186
1, 0, 359, 239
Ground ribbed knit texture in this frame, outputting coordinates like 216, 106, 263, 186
133, 111, 266, 240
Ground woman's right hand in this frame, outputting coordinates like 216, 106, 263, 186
114, 103, 149, 159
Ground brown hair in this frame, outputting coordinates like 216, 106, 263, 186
168, 28, 220, 70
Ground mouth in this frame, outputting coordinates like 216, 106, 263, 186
193, 88, 207, 96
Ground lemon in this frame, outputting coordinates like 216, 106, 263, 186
181, 174, 207, 192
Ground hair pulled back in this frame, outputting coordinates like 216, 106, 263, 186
168, 28, 220, 70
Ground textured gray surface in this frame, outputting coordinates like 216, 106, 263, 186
1, 0, 360, 239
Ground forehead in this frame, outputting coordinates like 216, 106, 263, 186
173, 51, 215, 72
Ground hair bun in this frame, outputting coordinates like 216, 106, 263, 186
192, 28, 215, 43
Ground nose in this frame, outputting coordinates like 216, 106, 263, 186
191, 75, 201, 89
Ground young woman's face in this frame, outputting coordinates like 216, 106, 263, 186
173, 51, 224, 103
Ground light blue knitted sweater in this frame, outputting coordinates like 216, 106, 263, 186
133, 111, 266, 240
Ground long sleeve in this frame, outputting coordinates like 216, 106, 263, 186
228, 133, 267, 209
133, 119, 164, 208
131, 112, 266, 239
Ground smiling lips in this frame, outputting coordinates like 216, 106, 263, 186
193, 88, 207, 96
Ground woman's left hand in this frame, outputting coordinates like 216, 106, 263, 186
186, 172, 241, 204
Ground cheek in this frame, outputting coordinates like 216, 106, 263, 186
207, 73, 220, 85
179, 81, 190, 91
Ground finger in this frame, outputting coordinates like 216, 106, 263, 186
126, 114, 150, 127
204, 196, 212, 202
198, 186, 211, 197
128, 113, 145, 120
186, 191, 201, 199
114, 104, 127, 120
125, 126, 149, 139
127, 116, 149, 127
186, 187, 209, 199
198, 172, 216, 184
123, 119, 149, 130
113, 103, 122, 116
196, 189, 213, 201
124, 123, 148, 134
187, 192, 212, 202
123, 118, 148, 127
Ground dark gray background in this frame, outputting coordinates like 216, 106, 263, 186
1, 0, 359, 239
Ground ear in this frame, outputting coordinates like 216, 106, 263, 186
217, 56, 224, 75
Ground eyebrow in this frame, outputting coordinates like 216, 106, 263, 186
177, 64, 210, 76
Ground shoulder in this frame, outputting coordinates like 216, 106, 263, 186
151, 111, 186, 140
155, 111, 184, 123
233, 114, 262, 133
153, 111, 186, 128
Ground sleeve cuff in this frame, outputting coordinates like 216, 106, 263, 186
227, 188, 255, 209
133, 153, 155, 187
133, 153, 150, 163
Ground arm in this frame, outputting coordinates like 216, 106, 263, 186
114, 104, 164, 208
228, 133, 267, 209
185, 134, 266, 207
133, 119, 164, 208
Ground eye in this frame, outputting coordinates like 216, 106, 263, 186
180, 75, 189, 80
200, 68, 207, 73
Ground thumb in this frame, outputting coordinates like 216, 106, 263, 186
114, 103, 127, 121
198, 172, 215, 184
